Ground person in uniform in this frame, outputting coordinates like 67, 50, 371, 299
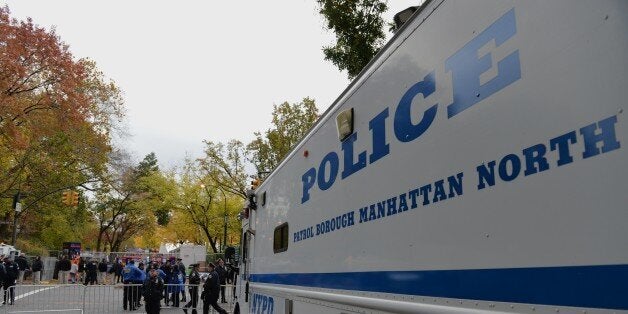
183, 263, 200, 314
201, 263, 227, 314
123, 260, 141, 311
2, 258, 18, 305
84, 259, 98, 285
143, 268, 164, 314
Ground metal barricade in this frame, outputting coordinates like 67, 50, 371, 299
162, 283, 235, 313
0, 283, 236, 314
1, 284, 84, 313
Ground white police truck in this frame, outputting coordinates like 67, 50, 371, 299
234, 1, 628, 313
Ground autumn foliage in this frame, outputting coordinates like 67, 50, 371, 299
0, 6, 124, 250
0, 6, 321, 255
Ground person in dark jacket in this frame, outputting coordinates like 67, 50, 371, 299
143, 268, 164, 314
201, 263, 227, 314
31, 256, 43, 284
15, 253, 29, 284
78, 258, 86, 283
177, 259, 186, 302
183, 263, 200, 314
98, 259, 108, 285
84, 259, 98, 285
3, 258, 18, 305
136, 263, 146, 308
160, 261, 172, 305
214, 259, 228, 303
0, 258, 6, 299
112, 259, 123, 284
58, 255, 71, 284
167, 267, 183, 307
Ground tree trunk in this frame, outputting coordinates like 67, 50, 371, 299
201, 227, 219, 253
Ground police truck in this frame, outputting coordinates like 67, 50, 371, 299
235, 0, 628, 313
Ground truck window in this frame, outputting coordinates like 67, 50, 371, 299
273, 223, 289, 253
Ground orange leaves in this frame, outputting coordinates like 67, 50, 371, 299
0, 6, 123, 153
0, 5, 123, 197
2, 9, 77, 133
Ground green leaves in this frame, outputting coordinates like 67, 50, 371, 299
317, 0, 388, 79
247, 97, 319, 173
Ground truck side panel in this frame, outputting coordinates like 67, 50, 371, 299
244, 0, 628, 312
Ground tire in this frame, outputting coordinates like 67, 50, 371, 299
234, 303, 240, 314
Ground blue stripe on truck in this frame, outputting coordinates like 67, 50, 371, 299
250, 264, 628, 310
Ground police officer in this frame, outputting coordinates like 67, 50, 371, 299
142, 268, 164, 314
3, 258, 18, 305
183, 263, 200, 314
135, 262, 147, 308
84, 259, 98, 285
123, 260, 142, 311
201, 263, 227, 314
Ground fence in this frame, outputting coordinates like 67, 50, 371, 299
27, 252, 233, 283
0, 283, 236, 314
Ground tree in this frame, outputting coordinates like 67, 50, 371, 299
0, 6, 124, 248
199, 140, 249, 199
247, 98, 319, 174
317, 0, 389, 79
135, 152, 159, 178
175, 158, 241, 253
91, 152, 163, 252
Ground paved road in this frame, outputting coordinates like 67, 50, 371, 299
0, 284, 234, 314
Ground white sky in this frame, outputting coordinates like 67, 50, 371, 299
2, 0, 420, 168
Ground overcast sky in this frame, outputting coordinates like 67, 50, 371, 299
2, 0, 419, 168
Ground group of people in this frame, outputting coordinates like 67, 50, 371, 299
4, 253, 234, 313
0, 253, 43, 305
56, 255, 114, 285
121, 257, 230, 314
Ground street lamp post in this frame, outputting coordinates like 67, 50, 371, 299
221, 189, 227, 253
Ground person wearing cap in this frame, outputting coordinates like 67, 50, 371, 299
201, 263, 227, 314
182, 263, 200, 314
167, 264, 184, 307
3, 258, 18, 305
85, 258, 98, 285
122, 260, 142, 311
143, 268, 164, 314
